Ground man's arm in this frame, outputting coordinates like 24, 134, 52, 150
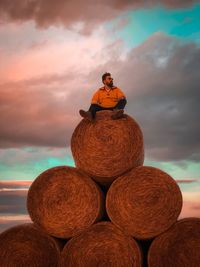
117, 87, 126, 101
91, 90, 100, 105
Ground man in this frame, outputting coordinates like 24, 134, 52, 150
79, 72, 127, 121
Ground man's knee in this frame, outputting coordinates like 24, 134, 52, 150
89, 104, 100, 108
120, 98, 127, 105
116, 98, 127, 109
89, 104, 101, 111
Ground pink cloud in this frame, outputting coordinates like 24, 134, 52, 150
0, 180, 32, 189
0, 214, 30, 222
179, 201, 200, 218
179, 191, 200, 218
176, 179, 198, 183
0, 16, 124, 84
0, 28, 124, 148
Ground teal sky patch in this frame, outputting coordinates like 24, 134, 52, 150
0, 153, 199, 194
107, 4, 200, 49
144, 159, 200, 192
0, 155, 75, 181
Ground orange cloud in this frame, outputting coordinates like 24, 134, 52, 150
0, 180, 32, 189
179, 191, 200, 219
176, 179, 198, 183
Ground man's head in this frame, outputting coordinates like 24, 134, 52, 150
102, 72, 113, 87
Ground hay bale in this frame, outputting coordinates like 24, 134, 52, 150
106, 166, 183, 239
0, 223, 60, 267
148, 217, 200, 267
27, 166, 105, 239
60, 221, 143, 267
71, 110, 144, 185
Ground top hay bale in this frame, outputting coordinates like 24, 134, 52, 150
71, 110, 144, 185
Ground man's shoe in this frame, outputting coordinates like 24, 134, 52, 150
79, 110, 93, 121
111, 109, 124, 120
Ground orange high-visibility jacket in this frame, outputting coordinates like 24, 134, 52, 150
91, 86, 126, 108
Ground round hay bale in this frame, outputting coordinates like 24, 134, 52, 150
27, 166, 105, 239
71, 110, 144, 185
148, 217, 200, 267
0, 223, 60, 267
60, 221, 143, 267
106, 166, 183, 239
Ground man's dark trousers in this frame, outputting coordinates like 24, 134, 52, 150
88, 98, 127, 119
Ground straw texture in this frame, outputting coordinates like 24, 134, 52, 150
0, 223, 60, 267
27, 166, 105, 238
71, 110, 144, 185
60, 221, 143, 267
106, 166, 183, 239
148, 217, 200, 267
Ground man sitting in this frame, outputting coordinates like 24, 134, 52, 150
79, 72, 127, 121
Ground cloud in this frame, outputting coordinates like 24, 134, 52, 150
0, 20, 116, 83
178, 191, 200, 219
0, 190, 28, 214
182, 191, 200, 202
0, 35, 124, 148
0, 214, 30, 222
0, 146, 74, 180
176, 179, 198, 183
0, 32, 199, 163
0, 146, 73, 166
0, 0, 199, 34
0, 75, 83, 148
0, 215, 31, 233
179, 201, 200, 218
89, 32, 200, 162
0, 180, 32, 189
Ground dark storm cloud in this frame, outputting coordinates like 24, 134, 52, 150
0, 0, 199, 33
0, 219, 31, 233
127, 38, 200, 162
82, 36, 200, 161
89, 33, 200, 162
0, 190, 28, 214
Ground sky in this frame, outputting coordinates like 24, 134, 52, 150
0, 0, 200, 232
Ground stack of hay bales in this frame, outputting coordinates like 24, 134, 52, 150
0, 110, 199, 267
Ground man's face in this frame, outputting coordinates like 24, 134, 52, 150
104, 75, 113, 87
